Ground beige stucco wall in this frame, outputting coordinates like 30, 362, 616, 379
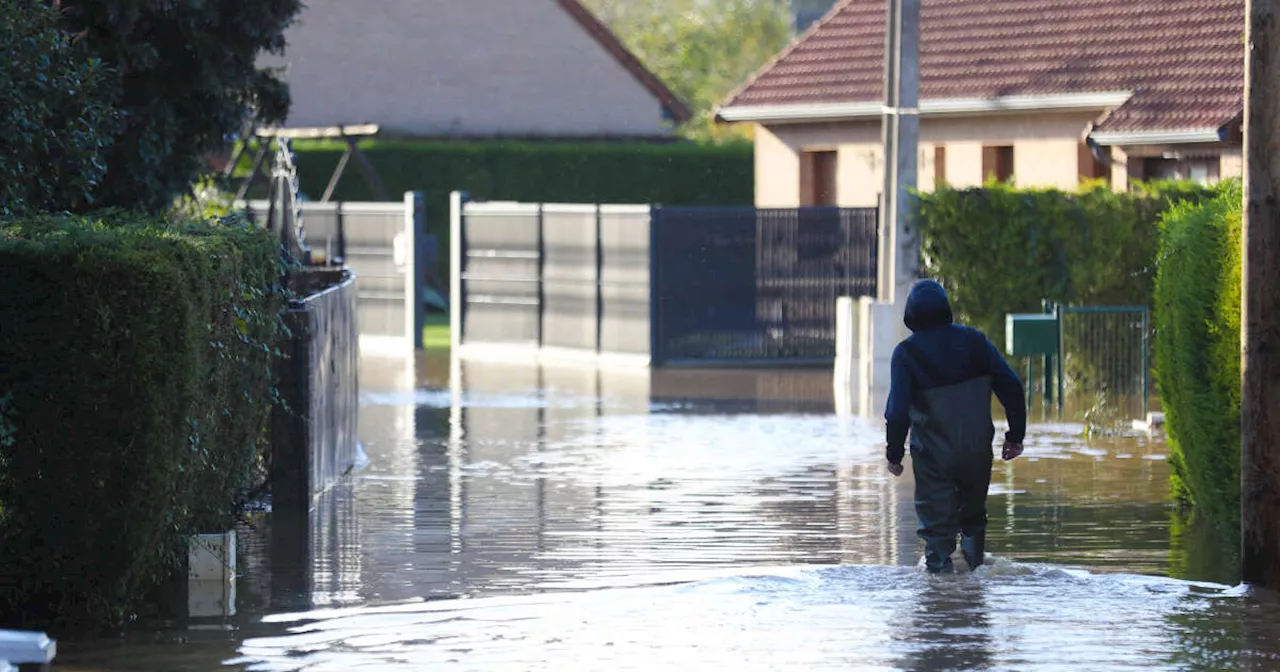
262, 0, 672, 137
755, 125, 802, 206
944, 143, 985, 189
1222, 148, 1243, 179
1110, 147, 1131, 190
754, 112, 1104, 207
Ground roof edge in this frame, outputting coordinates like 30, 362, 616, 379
718, 91, 1133, 124
718, 0, 858, 114
557, 0, 692, 123
1089, 127, 1228, 146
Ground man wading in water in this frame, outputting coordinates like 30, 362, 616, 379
884, 279, 1027, 573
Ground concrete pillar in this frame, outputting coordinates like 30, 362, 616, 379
877, 0, 922, 317
834, 296, 899, 419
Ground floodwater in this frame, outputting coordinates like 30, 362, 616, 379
58, 354, 1280, 671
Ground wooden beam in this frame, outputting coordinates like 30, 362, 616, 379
235, 142, 271, 202
255, 124, 380, 140
321, 141, 355, 203
352, 141, 390, 202
1242, 0, 1280, 590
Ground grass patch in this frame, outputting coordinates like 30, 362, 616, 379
424, 313, 450, 351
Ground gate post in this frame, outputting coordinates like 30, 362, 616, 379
406, 191, 426, 351
594, 204, 604, 355
449, 191, 469, 352
536, 204, 546, 349
648, 205, 662, 366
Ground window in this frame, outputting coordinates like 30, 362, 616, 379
982, 145, 1014, 183
800, 150, 838, 206
1142, 156, 1220, 185
934, 145, 947, 186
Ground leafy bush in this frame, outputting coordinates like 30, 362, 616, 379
281, 139, 754, 268
0, 212, 285, 630
54, 0, 302, 212
917, 180, 1220, 349
1153, 184, 1242, 542
0, 0, 118, 215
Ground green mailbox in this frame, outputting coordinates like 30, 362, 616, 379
1005, 313, 1059, 357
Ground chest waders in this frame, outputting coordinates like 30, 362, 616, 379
903, 343, 997, 573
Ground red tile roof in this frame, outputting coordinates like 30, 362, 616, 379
559, 0, 693, 123
721, 0, 1244, 134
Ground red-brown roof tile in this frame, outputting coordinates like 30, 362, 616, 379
722, 0, 1244, 133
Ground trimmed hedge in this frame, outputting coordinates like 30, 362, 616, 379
0, 212, 285, 629
1153, 185, 1242, 542
281, 139, 754, 272
917, 180, 1220, 350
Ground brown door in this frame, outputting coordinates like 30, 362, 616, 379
800, 150, 838, 205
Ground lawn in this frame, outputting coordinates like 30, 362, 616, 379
424, 313, 450, 351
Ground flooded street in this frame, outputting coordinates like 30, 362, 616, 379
59, 355, 1280, 671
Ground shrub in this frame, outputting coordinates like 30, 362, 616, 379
917, 180, 1220, 350
54, 0, 302, 212
1153, 184, 1242, 543
0, 212, 285, 630
280, 139, 754, 269
0, 0, 118, 215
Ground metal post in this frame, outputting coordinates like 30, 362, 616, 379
595, 204, 604, 354
1042, 300, 1054, 406
1056, 302, 1066, 412
648, 206, 662, 366
1025, 357, 1035, 409
407, 191, 426, 351
1242, 0, 1280, 589
877, 0, 921, 310
1140, 306, 1150, 420
335, 204, 347, 265
536, 204, 546, 349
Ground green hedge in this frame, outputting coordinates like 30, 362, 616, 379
917, 180, 1220, 349
279, 139, 753, 270
0, 212, 285, 629
1153, 185, 1242, 542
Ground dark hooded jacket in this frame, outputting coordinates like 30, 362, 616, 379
883, 280, 1027, 464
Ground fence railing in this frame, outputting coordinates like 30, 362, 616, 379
452, 193, 879, 366
238, 193, 427, 354
651, 206, 878, 363
1056, 304, 1152, 421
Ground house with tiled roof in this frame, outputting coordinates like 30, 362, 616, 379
716, 0, 1243, 206
262, 0, 690, 139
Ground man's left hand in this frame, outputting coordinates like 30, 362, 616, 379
887, 462, 904, 477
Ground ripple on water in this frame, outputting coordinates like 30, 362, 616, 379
226, 561, 1277, 672
56, 364, 1258, 670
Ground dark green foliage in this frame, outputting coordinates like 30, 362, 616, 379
0, 0, 118, 215
0, 212, 284, 630
1153, 185, 1242, 544
287, 139, 754, 260
54, 0, 302, 212
917, 180, 1220, 349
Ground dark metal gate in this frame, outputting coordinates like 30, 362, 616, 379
452, 197, 879, 366
650, 206, 879, 364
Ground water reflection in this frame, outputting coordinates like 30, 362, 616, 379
56, 354, 1272, 671
897, 578, 996, 672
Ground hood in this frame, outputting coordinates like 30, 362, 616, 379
903, 279, 954, 332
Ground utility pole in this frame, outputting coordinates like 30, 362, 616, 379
877, 0, 921, 310
1242, 0, 1280, 590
